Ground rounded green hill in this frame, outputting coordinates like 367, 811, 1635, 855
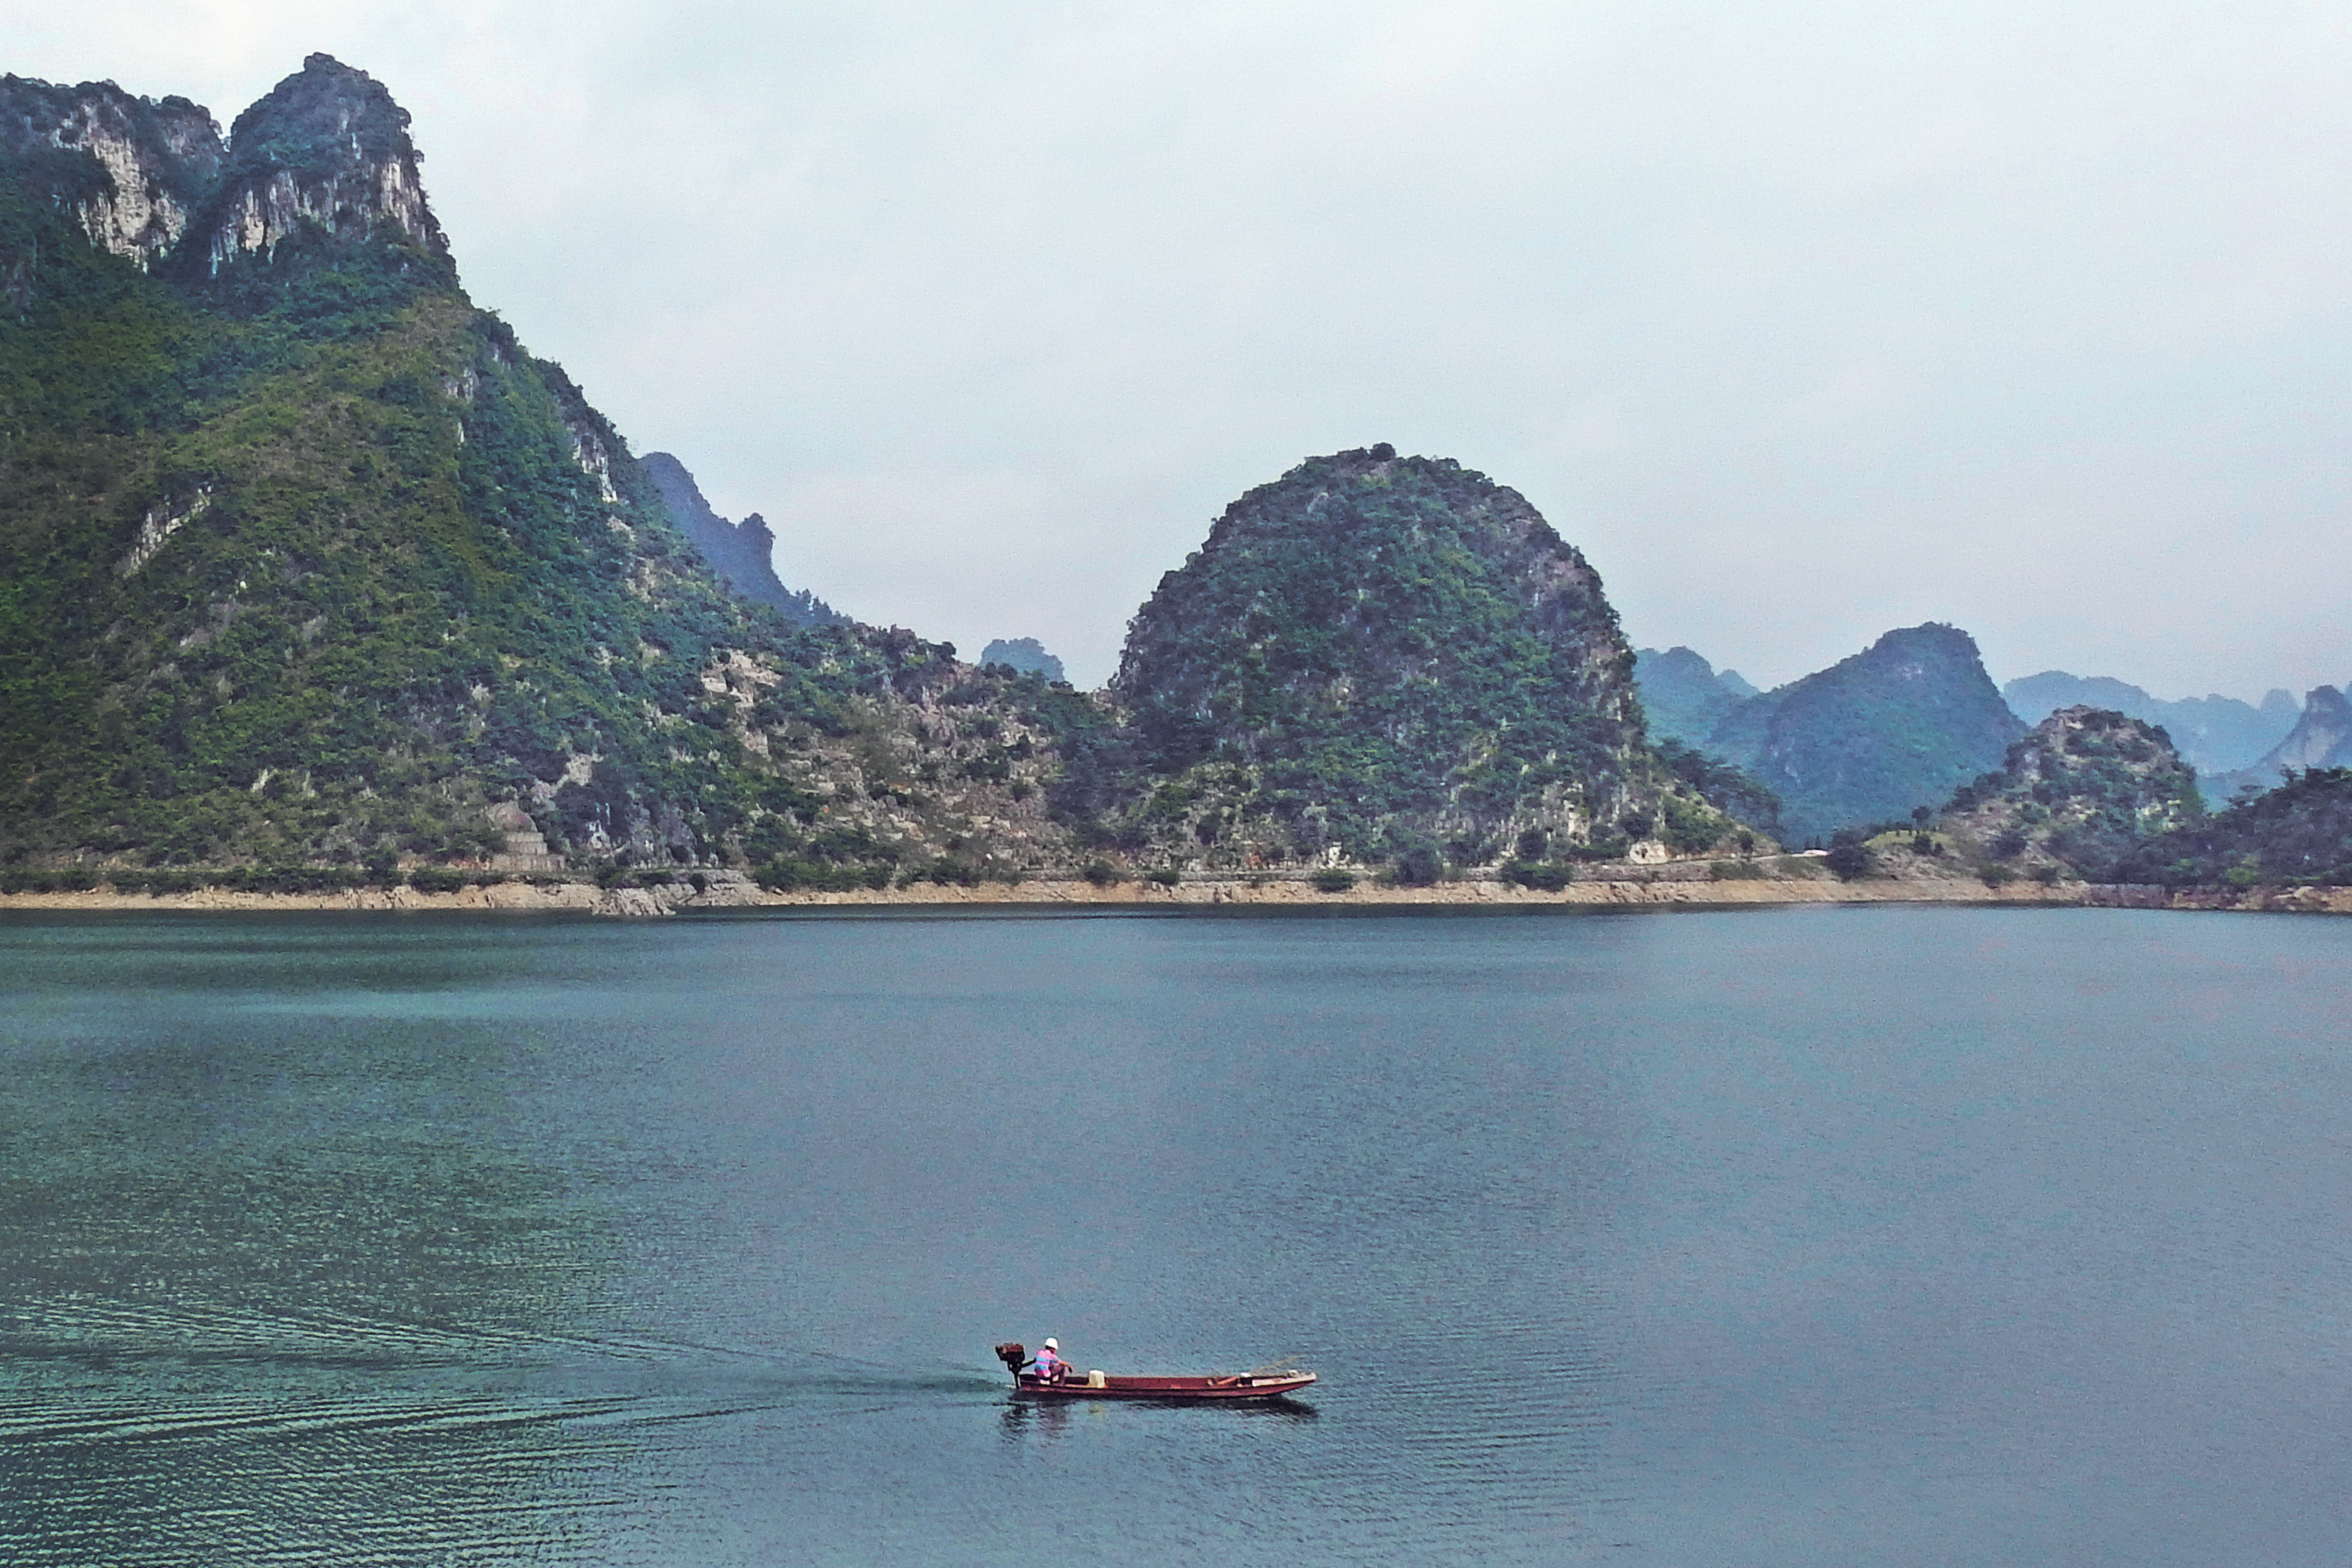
1103, 446, 1744, 870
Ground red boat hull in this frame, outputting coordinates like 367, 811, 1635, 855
1013, 1370, 1317, 1401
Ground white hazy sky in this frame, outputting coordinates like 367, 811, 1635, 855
17, 1, 2352, 697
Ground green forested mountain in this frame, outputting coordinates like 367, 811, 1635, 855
1706, 624, 2024, 842
0, 57, 1086, 890
1093, 446, 1747, 872
1, 58, 1771, 896
1937, 705, 2352, 890
10, 61, 2332, 901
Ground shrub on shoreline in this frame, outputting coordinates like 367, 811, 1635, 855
0, 867, 99, 894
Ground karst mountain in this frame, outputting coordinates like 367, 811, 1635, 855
3, 58, 1777, 892
1094, 446, 1748, 872
0, 56, 1085, 891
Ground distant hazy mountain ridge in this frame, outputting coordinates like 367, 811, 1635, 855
2245, 685, 2352, 773
2201, 685, 2352, 801
1705, 624, 2025, 842
639, 453, 843, 628
979, 638, 1064, 682
2003, 671, 2296, 778
1633, 646, 1756, 748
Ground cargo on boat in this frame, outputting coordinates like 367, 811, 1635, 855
993, 1343, 1316, 1401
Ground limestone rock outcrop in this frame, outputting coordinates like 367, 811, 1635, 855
1, 55, 441, 287
198, 55, 444, 272
0, 75, 224, 268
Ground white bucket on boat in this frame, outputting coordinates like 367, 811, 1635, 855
1087, 1370, 1105, 1389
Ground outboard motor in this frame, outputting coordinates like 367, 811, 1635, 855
994, 1343, 1027, 1382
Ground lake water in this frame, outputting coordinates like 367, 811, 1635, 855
2, 905, 2349, 1565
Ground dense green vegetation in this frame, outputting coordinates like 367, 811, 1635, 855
0, 242, 786, 869
1098, 446, 1741, 868
1655, 739, 1779, 840
2114, 767, 2352, 887
0, 60, 1078, 889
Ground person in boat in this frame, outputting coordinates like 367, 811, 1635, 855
1030, 1337, 1069, 1384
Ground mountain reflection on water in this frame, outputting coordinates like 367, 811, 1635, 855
1, 906, 2348, 1566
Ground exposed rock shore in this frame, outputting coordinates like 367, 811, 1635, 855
4, 872, 2347, 918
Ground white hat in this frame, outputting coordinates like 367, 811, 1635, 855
1042, 1337, 1058, 1350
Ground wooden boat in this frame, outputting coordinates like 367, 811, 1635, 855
994, 1343, 1316, 1401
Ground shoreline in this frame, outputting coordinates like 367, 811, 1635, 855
1, 874, 2346, 918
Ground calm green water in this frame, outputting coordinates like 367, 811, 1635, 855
1, 906, 2348, 1564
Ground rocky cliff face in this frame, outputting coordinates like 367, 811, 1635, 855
1939, 706, 2203, 878
1, 57, 437, 286
0, 75, 224, 269
1097, 446, 1742, 869
1707, 624, 2024, 841
197, 55, 444, 275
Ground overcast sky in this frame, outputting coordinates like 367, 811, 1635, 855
21, 1, 2352, 698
